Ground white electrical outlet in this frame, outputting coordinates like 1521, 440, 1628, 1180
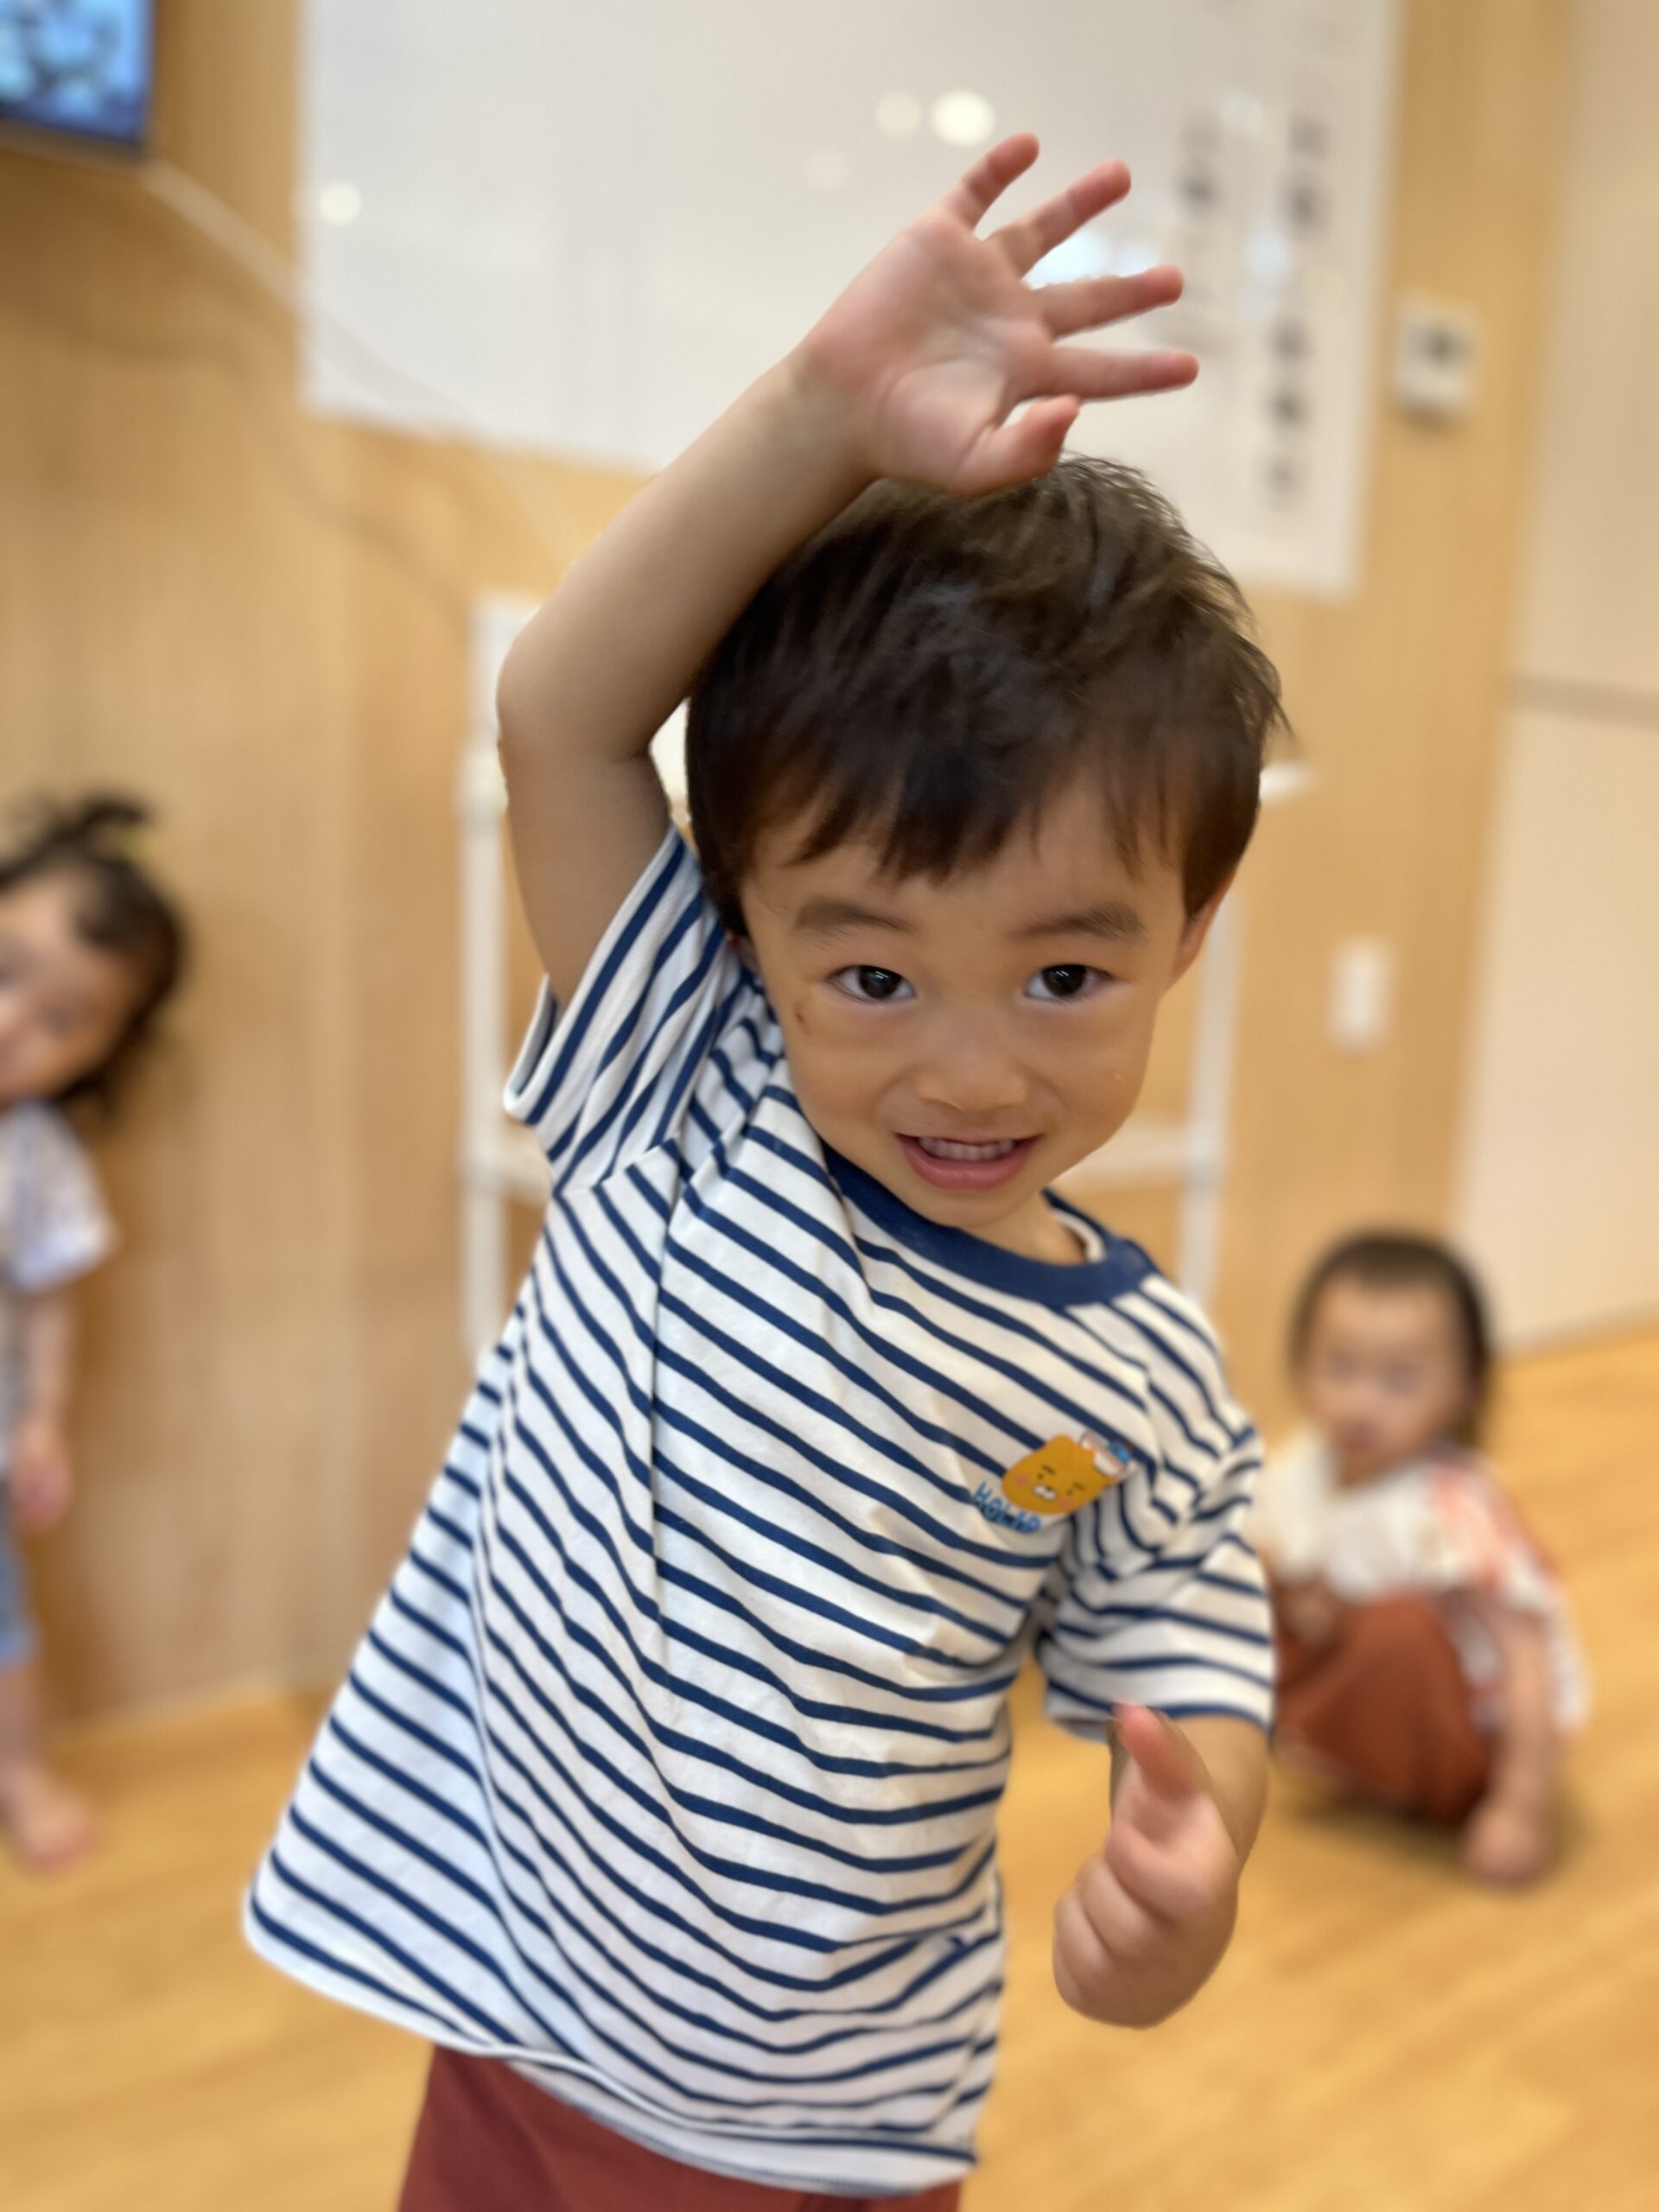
1328, 938, 1395, 1053
1392, 295, 1480, 423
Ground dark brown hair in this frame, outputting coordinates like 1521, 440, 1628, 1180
0, 792, 188, 1112
686, 457, 1285, 932
1290, 1231, 1495, 1446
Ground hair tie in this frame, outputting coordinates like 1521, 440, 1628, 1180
88, 817, 151, 868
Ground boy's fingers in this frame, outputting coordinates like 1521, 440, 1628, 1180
1053, 1884, 1113, 1992
1039, 264, 1185, 338
991, 159, 1133, 272
1054, 1860, 1163, 2012
943, 133, 1041, 227
1106, 1809, 1232, 1923
1073, 1849, 1162, 1960
1041, 346, 1198, 403
959, 397, 1079, 493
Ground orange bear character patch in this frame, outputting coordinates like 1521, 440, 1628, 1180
1000, 1433, 1124, 1518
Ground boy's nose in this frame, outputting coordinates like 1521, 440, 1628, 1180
911, 1027, 1029, 1118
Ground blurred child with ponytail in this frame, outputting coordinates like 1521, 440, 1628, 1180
0, 796, 186, 1868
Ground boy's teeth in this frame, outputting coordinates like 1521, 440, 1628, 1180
916, 1137, 1020, 1160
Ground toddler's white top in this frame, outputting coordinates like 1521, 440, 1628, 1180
0, 1102, 114, 1465
1255, 1432, 1587, 1732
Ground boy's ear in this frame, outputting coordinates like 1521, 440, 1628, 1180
1169, 874, 1235, 987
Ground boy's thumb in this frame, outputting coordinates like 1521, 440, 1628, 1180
1114, 1703, 1208, 1810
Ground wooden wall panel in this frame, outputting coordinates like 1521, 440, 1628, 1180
1455, 0, 1659, 1343
1211, 0, 1569, 1427
0, 0, 1566, 1716
0, 0, 636, 1716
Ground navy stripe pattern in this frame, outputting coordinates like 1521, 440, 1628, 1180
246, 830, 1272, 2193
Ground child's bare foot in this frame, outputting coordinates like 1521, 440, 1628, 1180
1462, 1794, 1550, 1886
0, 1761, 98, 1872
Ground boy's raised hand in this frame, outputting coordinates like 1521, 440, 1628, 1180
1052, 1703, 1242, 2029
797, 134, 1196, 498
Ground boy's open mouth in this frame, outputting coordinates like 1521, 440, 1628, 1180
898, 1133, 1038, 1192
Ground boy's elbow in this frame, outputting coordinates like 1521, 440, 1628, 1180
494, 638, 534, 756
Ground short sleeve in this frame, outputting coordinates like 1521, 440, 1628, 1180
5, 1106, 116, 1293
505, 829, 753, 1192
1036, 1430, 1275, 1737
1426, 1462, 1559, 1616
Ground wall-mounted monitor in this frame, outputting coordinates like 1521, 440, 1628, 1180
0, 0, 153, 151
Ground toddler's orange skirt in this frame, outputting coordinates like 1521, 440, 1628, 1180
1274, 1593, 1493, 1824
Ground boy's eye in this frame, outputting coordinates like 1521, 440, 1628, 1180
1027, 963, 1100, 1002
832, 965, 913, 1003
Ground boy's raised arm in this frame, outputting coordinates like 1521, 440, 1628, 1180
496, 135, 1197, 1002
495, 365, 868, 1005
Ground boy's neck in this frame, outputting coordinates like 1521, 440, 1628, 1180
963, 1191, 1090, 1267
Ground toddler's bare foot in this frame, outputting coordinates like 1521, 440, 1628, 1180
1462, 1794, 1550, 1886
0, 1760, 98, 1872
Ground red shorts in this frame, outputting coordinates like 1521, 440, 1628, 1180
398, 2047, 966, 2212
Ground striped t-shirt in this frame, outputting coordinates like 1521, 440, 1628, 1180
246, 829, 1273, 2196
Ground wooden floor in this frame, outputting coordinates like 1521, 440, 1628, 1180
4, 1330, 1657, 2210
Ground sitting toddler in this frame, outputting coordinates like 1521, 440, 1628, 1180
1254, 1233, 1586, 1884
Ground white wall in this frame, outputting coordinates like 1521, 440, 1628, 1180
1456, 0, 1659, 1343
299, 0, 1398, 596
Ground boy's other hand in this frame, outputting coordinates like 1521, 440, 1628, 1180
10, 1415, 74, 1535
794, 133, 1197, 498
1052, 1703, 1241, 2028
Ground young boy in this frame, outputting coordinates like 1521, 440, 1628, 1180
247, 138, 1282, 2207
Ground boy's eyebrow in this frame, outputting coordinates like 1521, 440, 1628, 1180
789, 895, 1151, 942
791, 897, 916, 937
1016, 899, 1150, 944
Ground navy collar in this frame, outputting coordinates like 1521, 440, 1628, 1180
826, 1148, 1156, 1310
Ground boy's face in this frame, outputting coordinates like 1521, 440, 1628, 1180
1299, 1277, 1473, 1482
740, 779, 1221, 1261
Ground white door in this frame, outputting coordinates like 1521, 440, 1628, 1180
1456, 0, 1659, 1344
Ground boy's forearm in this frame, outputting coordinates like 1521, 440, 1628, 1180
16, 1288, 74, 1426
1178, 1714, 1269, 1860
497, 355, 868, 772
